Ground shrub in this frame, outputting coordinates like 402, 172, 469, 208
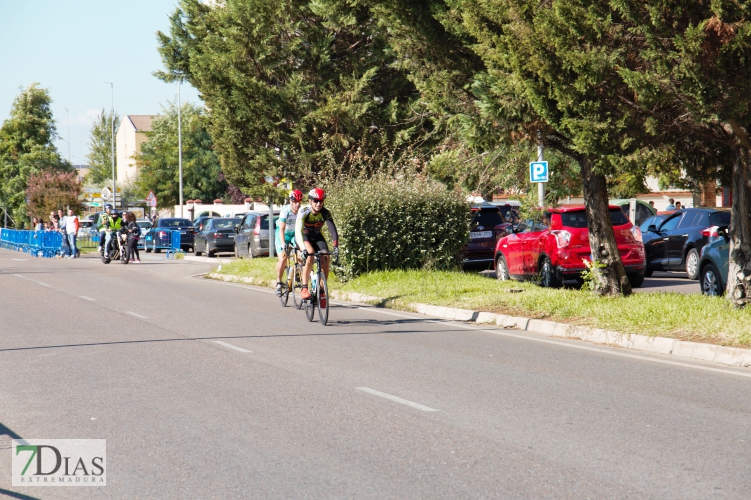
324, 170, 470, 279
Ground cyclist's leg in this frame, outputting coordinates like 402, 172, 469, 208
314, 237, 331, 281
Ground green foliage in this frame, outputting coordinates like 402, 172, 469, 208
26, 171, 84, 219
324, 167, 470, 279
156, 0, 429, 194
581, 259, 606, 292
85, 109, 119, 186
0, 83, 70, 227
134, 101, 226, 208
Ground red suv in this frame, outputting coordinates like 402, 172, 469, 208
493, 205, 646, 288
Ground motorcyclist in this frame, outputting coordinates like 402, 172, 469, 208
104, 210, 123, 258
98, 204, 113, 254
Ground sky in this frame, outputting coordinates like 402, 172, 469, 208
0, 0, 201, 166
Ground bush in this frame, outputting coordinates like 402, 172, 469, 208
324, 170, 470, 279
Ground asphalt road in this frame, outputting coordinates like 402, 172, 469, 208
1, 249, 749, 499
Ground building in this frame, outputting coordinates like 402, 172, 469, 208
116, 115, 159, 186
73, 165, 90, 184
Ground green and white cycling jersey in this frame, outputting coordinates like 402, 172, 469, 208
275, 204, 299, 252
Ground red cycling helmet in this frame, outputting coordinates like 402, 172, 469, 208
289, 189, 303, 202
308, 188, 326, 201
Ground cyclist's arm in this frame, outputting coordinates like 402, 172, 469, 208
324, 210, 338, 246
294, 208, 306, 250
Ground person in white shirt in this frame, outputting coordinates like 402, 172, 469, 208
64, 209, 80, 258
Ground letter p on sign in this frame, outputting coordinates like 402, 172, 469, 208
530, 161, 549, 183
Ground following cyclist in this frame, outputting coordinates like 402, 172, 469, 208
98, 204, 113, 254
295, 188, 338, 301
275, 189, 304, 296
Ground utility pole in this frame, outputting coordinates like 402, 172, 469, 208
105, 82, 116, 208
178, 80, 184, 218
537, 133, 545, 207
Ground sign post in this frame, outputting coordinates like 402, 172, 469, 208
146, 191, 158, 210
529, 159, 549, 207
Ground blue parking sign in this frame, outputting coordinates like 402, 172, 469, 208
529, 161, 549, 183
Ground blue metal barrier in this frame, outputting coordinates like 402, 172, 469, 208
0, 229, 64, 258
166, 230, 183, 259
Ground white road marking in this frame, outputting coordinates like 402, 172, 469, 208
213, 341, 252, 353
11, 259, 27, 261
80, 296, 96, 301
198, 275, 751, 379
125, 311, 148, 319
356, 387, 438, 412
13, 274, 51, 287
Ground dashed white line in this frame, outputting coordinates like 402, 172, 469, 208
125, 311, 148, 319
13, 274, 51, 287
80, 296, 96, 301
213, 341, 252, 353
356, 387, 438, 412
11, 259, 27, 261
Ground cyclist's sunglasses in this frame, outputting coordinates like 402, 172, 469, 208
310, 198, 323, 203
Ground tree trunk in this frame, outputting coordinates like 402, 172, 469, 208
726, 146, 751, 306
580, 155, 632, 296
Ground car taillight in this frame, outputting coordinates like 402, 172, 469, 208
701, 226, 719, 238
253, 217, 261, 236
552, 230, 571, 248
631, 225, 642, 243
159, 231, 167, 237
213, 233, 223, 239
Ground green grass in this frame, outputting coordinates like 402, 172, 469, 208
215, 258, 751, 348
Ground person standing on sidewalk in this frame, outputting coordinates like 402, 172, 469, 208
58, 210, 71, 257
64, 209, 79, 258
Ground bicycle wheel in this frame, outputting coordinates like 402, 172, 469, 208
305, 293, 315, 321
292, 264, 304, 310
279, 266, 290, 307
317, 271, 329, 326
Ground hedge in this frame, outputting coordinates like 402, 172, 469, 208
324, 171, 470, 279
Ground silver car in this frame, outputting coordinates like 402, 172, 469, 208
233, 211, 280, 258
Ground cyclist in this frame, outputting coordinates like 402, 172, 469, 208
275, 189, 304, 296
98, 204, 113, 254
295, 188, 338, 300
104, 210, 123, 257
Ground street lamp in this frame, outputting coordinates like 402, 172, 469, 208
178, 79, 183, 218
105, 82, 116, 208
62, 107, 71, 164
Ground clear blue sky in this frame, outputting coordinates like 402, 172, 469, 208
0, 0, 201, 165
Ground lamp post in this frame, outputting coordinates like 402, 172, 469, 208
62, 107, 71, 164
105, 82, 116, 208
178, 79, 184, 218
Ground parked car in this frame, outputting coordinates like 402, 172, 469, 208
135, 219, 152, 250
143, 218, 195, 253
233, 211, 280, 258
194, 217, 242, 257
193, 216, 214, 233
698, 225, 730, 296
609, 199, 657, 226
493, 205, 646, 288
641, 208, 730, 279
462, 204, 514, 268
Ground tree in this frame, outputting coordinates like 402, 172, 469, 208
134, 101, 226, 208
155, 0, 428, 193
26, 171, 84, 219
85, 108, 120, 185
0, 83, 70, 227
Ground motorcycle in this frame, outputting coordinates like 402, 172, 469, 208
101, 231, 129, 264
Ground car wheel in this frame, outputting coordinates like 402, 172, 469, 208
495, 254, 509, 281
628, 272, 645, 288
685, 248, 700, 280
539, 256, 562, 288
145, 248, 152, 253
701, 263, 724, 296
644, 266, 653, 277
206, 243, 214, 257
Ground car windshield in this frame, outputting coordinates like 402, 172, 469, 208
709, 211, 731, 226
561, 208, 630, 228
160, 219, 193, 228
212, 218, 241, 229
497, 206, 519, 223
471, 208, 504, 228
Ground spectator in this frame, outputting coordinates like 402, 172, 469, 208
124, 212, 141, 263
665, 198, 676, 210
675, 201, 682, 210
648, 201, 655, 209
32, 217, 43, 231
58, 210, 71, 257
43, 221, 50, 230
64, 209, 79, 258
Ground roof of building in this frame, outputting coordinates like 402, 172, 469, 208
125, 115, 159, 132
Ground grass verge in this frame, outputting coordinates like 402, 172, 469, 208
215, 258, 751, 348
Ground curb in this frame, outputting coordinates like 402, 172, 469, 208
185, 256, 235, 264
206, 273, 751, 369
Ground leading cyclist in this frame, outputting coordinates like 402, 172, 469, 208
275, 189, 304, 296
295, 188, 338, 300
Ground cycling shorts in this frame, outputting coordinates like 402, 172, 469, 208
302, 232, 329, 253
275, 231, 296, 255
